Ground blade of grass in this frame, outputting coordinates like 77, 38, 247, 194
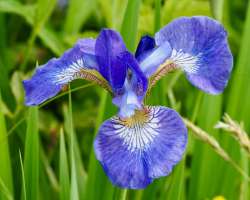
24, 107, 39, 200
154, 0, 161, 32
0, 92, 13, 199
39, 156, 58, 200
210, 0, 224, 21
0, 177, 13, 200
84, 90, 115, 200
68, 87, 79, 200
64, 0, 97, 34
21, 0, 57, 70
63, 104, 87, 200
0, 1, 35, 24
19, 150, 26, 200
121, 0, 141, 51
162, 159, 185, 200
187, 3, 232, 199
113, 188, 128, 200
59, 128, 70, 200
0, 1, 65, 56
70, 163, 79, 200
163, 92, 202, 200
40, 147, 59, 192
34, 0, 57, 30
0, 15, 16, 112
219, 1, 250, 199
188, 95, 223, 200
39, 28, 65, 56
111, 0, 129, 30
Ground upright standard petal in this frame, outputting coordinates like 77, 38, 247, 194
95, 29, 128, 94
23, 39, 110, 106
94, 106, 187, 189
139, 41, 172, 78
121, 51, 148, 98
112, 51, 148, 118
155, 16, 233, 94
135, 35, 155, 62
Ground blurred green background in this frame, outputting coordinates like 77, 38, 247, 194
0, 0, 250, 199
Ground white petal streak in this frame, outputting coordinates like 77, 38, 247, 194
111, 107, 161, 152
53, 58, 86, 84
170, 49, 202, 74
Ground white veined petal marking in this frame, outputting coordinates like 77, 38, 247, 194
112, 107, 161, 152
51, 58, 112, 92
170, 49, 202, 74
53, 58, 87, 84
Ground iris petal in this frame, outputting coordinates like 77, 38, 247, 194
135, 35, 155, 62
139, 41, 172, 78
94, 106, 187, 189
23, 39, 110, 106
155, 16, 233, 94
120, 51, 148, 97
112, 51, 148, 118
95, 29, 128, 94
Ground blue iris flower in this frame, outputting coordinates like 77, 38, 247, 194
23, 16, 233, 189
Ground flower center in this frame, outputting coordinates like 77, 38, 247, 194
112, 106, 160, 152
120, 107, 150, 127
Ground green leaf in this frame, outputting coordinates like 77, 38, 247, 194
40, 147, 59, 195
163, 159, 185, 200
154, 0, 161, 32
67, 88, 79, 200
219, 1, 250, 199
10, 71, 24, 107
59, 129, 70, 200
64, 0, 97, 34
63, 102, 88, 199
98, 0, 128, 30
19, 150, 26, 200
70, 160, 79, 200
35, 0, 57, 31
20, 0, 57, 70
24, 107, 39, 200
0, 1, 65, 56
188, 95, 223, 200
83, 90, 112, 200
113, 188, 128, 200
0, 177, 13, 200
0, 1, 35, 24
39, 28, 66, 56
0, 15, 16, 112
0, 92, 13, 199
121, 0, 141, 51
210, 0, 224, 21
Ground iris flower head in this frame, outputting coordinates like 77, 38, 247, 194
23, 16, 233, 189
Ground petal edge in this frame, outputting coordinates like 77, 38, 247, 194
94, 106, 187, 189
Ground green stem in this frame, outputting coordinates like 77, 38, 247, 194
39, 83, 94, 108
114, 188, 128, 200
119, 189, 127, 200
